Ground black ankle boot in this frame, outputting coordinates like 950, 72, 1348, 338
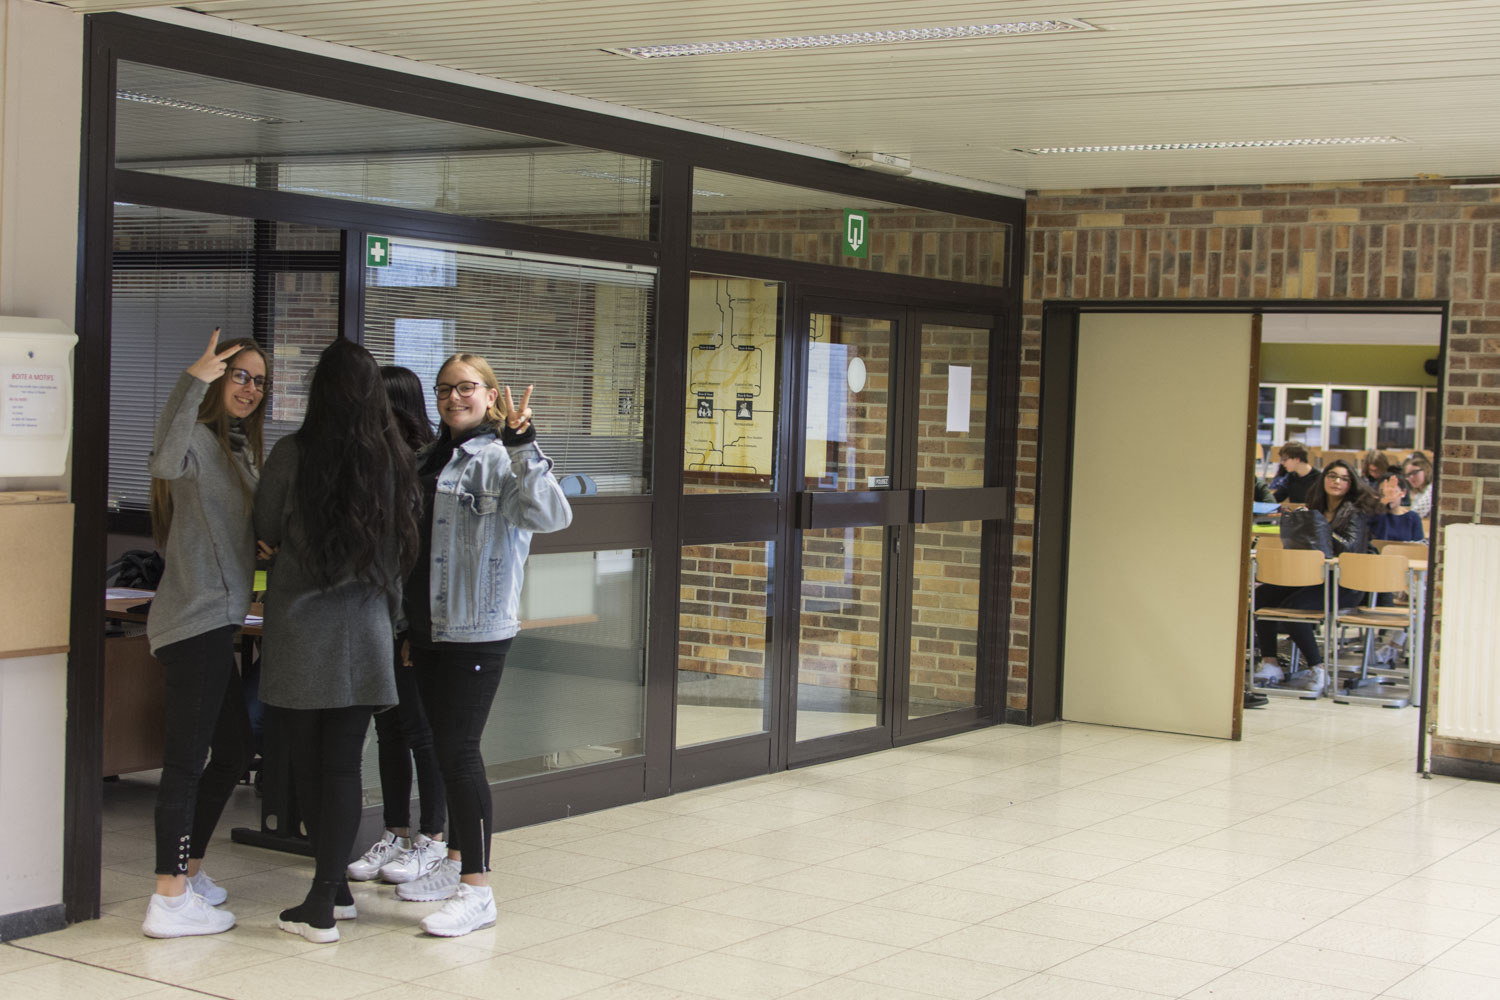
277, 878, 341, 943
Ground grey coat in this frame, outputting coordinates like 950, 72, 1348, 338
146, 373, 258, 654
253, 436, 399, 711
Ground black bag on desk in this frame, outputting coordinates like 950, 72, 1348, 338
106, 549, 164, 590
1280, 508, 1333, 557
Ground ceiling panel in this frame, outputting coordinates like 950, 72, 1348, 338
47, 0, 1500, 191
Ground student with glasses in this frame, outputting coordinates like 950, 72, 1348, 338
1253, 460, 1378, 696
253, 340, 421, 943
142, 329, 268, 938
394, 353, 571, 937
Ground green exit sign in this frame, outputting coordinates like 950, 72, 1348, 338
366, 235, 391, 268
842, 210, 869, 258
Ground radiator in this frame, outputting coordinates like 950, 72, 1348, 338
1437, 523, 1500, 743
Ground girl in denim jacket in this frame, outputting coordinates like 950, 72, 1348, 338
396, 352, 571, 937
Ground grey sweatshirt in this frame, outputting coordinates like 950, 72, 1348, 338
145, 373, 258, 654
252, 435, 399, 711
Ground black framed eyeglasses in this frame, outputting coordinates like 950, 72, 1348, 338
434, 381, 480, 400
229, 368, 268, 391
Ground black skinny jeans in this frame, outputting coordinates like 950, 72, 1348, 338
373, 637, 445, 836
1254, 582, 1366, 668
285, 705, 375, 884
154, 626, 252, 876
412, 645, 507, 875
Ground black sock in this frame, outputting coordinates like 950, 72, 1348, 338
279, 878, 341, 929
335, 879, 353, 907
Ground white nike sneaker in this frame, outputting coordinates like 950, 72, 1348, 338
396, 857, 462, 902
186, 871, 227, 906
380, 833, 446, 884
421, 883, 497, 937
142, 888, 235, 938
347, 831, 408, 882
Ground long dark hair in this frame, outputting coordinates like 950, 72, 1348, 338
380, 365, 435, 453
1306, 459, 1379, 517
150, 338, 269, 547
293, 340, 419, 590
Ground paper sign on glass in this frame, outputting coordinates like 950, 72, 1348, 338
946, 365, 971, 432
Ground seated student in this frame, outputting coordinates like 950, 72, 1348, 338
1271, 441, 1319, 505
1369, 469, 1424, 544
1253, 460, 1378, 696
1403, 453, 1434, 518
1361, 450, 1389, 491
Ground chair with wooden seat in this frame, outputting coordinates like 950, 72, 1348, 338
1255, 534, 1283, 551
1331, 552, 1416, 707
1250, 546, 1331, 696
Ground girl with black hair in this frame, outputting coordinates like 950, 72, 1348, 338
1253, 459, 1379, 696
394, 352, 570, 938
142, 329, 267, 939
253, 339, 420, 943
345, 366, 449, 887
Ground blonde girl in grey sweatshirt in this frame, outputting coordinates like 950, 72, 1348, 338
141, 329, 269, 939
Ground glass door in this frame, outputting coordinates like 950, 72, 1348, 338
789, 301, 1005, 761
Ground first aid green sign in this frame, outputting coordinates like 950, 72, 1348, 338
366, 235, 391, 268
842, 210, 869, 258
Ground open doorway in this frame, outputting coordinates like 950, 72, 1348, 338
1033, 302, 1445, 749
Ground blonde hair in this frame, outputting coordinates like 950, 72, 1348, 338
150, 339, 269, 546
439, 352, 505, 425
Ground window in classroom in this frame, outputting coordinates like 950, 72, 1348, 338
108, 204, 339, 514
361, 236, 656, 496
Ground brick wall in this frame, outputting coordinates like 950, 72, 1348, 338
1014, 180, 1500, 759
679, 541, 772, 681
694, 207, 1009, 286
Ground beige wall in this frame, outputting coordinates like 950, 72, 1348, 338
0, 0, 82, 924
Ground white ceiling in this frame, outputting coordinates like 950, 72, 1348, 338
42, 0, 1500, 194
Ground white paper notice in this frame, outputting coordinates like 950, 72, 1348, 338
946, 365, 972, 432
2, 367, 66, 435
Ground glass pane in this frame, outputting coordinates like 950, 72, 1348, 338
117, 62, 655, 240
361, 548, 649, 798
804, 315, 892, 491
362, 236, 655, 495
1257, 387, 1277, 448
908, 520, 983, 720
1284, 387, 1324, 448
683, 274, 783, 494
797, 526, 884, 739
693, 169, 1010, 286
1376, 390, 1418, 450
917, 322, 988, 489
109, 204, 339, 512
1327, 387, 1369, 450
677, 541, 774, 746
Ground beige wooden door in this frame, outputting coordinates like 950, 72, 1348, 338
1062, 312, 1254, 739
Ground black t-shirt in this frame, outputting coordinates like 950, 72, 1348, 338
1274, 467, 1320, 504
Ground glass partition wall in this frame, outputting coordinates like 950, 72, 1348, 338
81, 20, 1020, 883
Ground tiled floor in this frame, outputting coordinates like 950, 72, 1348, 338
9, 700, 1500, 999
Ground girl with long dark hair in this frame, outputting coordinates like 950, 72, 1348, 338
1253, 459, 1379, 696
253, 339, 419, 943
394, 352, 570, 938
345, 366, 449, 887
143, 329, 266, 938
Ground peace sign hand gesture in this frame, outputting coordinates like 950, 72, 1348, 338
186, 328, 240, 384
502, 385, 533, 435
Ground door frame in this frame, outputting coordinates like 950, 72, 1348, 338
1030, 300, 1448, 748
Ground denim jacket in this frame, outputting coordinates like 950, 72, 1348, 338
427, 431, 573, 642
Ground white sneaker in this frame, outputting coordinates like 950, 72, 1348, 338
347, 831, 408, 882
1292, 666, 1328, 696
142, 889, 235, 938
186, 871, 227, 906
380, 833, 446, 884
421, 883, 496, 937
396, 858, 462, 901
1253, 662, 1285, 684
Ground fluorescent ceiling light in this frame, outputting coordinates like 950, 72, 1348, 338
1451, 182, 1500, 189
604, 19, 1095, 59
116, 90, 297, 124
1019, 136, 1407, 154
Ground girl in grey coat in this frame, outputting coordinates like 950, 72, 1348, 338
253, 339, 420, 943
142, 330, 267, 939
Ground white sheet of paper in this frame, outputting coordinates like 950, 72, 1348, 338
946, 365, 972, 432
